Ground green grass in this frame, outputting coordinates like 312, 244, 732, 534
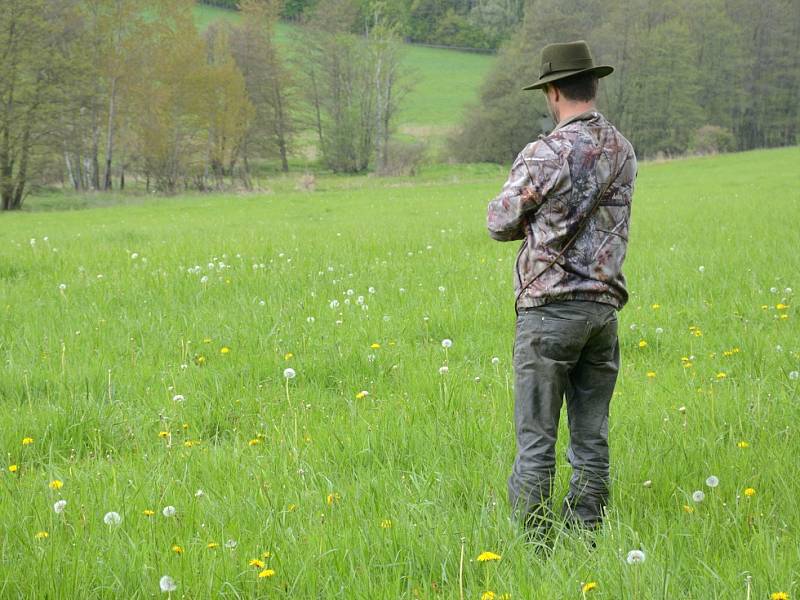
192, 4, 495, 137
2, 147, 800, 597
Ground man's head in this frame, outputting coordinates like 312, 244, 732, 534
543, 72, 599, 124
523, 40, 612, 124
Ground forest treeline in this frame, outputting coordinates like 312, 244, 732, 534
200, 0, 523, 50
2, 0, 798, 210
0, 0, 408, 209
452, 0, 800, 164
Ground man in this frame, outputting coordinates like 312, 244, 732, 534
486, 40, 637, 539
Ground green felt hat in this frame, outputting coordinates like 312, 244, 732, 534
523, 40, 613, 91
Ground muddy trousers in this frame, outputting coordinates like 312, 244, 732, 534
508, 300, 620, 533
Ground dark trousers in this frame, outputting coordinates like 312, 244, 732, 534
508, 300, 620, 532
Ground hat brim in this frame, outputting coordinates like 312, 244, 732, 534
522, 65, 614, 91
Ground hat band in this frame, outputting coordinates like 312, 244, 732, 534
540, 57, 595, 78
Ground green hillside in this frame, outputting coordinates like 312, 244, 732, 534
192, 4, 495, 134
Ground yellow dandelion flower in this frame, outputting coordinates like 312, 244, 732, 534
683, 505, 694, 514
715, 372, 727, 380
326, 492, 341, 505
194, 354, 206, 366
203, 337, 212, 344
638, 340, 648, 348
776, 303, 789, 311
143, 509, 155, 516
355, 391, 369, 400
220, 346, 231, 355
258, 568, 275, 578
380, 519, 393, 529
248, 438, 261, 446
207, 542, 219, 549
158, 431, 170, 439
582, 581, 598, 593
182, 423, 190, 430
651, 303, 660, 310
262, 551, 272, 559
22, 437, 34, 446
249, 559, 265, 569
49, 479, 63, 490
744, 487, 756, 497
284, 352, 293, 360
34, 531, 49, 539
476, 551, 502, 562
737, 441, 750, 449
646, 371, 656, 378
770, 592, 789, 600
287, 503, 298, 512
183, 440, 199, 448
172, 544, 183, 555
761, 304, 769, 310
481, 592, 496, 600
8, 464, 18, 473
780, 314, 789, 320
370, 343, 381, 349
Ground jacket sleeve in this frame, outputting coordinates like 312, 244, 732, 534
486, 139, 567, 241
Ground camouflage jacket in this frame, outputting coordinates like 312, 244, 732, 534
487, 110, 636, 311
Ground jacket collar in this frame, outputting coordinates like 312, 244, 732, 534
553, 109, 601, 132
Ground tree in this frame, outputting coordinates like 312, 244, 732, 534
230, 0, 295, 177
0, 0, 81, 210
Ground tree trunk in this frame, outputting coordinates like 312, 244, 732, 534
103, 76, 117, 190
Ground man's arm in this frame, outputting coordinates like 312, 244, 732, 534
486, 139, 567, 241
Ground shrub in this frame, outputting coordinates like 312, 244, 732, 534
688, 125, 735, 155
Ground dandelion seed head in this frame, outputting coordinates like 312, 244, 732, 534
692, 490, 705, 502
103, 511, 122, 526
162, 506, 176, 517
789, 371, 799, 381
491, 357, 500, 365
159, 575, 177, 593
626, 549, 646, 564
53, 500, 67, 514
172, 394, 185, 403
441, 339, 453, 349
706, 475, 719, 488
283, 368, 296, 379
438, 366, 449, 375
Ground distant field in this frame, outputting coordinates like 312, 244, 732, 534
2, 146, 800, 597
192, 4, 495, 136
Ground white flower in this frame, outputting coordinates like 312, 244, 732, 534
692, 490, 705, 502
770, 287, 778, 293
491, 357, 500, 365
224, 539, 238, 549
162, 505, 176, 517
775, 345, 783, 352
642, 480, 652, 488
698, 266, 705, 273
103, 511, 122, 526
306, 316, 315, 323
159, 575, 177, 593
194, 489, 205, 498
705, 475, 719, 488
346, 289, 354, 296
283, 368, 296, 379
629, 323, 637, 331
356, 295, 365, 305
329, 299, 340, 309
785, 287, 793, 294
58, 283, 67, 291
655, 327, 664, 334
441, 339, 453, 349
200, 275, 209, 284
259, 300, 266, 306
438, 286, 446, 292
626, 549, 646, 564
53, 500, 67, 514
399, 287, 406, 293
789, 371, 799, 381
172, 394, 185, 403
30, 238, 36, 245
131, 252, 139, 260
438, 366, 449, 375
368, 287, 376, 294
344, 298, 351, 305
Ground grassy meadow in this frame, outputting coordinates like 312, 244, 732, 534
1, 146, 799, 597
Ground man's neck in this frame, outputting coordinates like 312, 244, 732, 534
556, 102, 596, 125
